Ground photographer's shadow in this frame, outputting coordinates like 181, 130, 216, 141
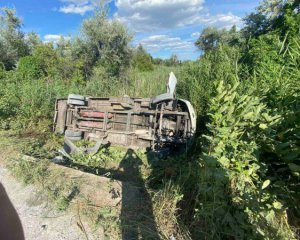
119, 149, 160, 240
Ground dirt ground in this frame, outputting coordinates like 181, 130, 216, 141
0, 165, 104, 240
0, 132, 161, 240
0, 134, 106, 240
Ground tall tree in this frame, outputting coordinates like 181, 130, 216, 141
80, 5, 132, 76
0, 8, 29, 69
25, 32, 42, 54
243, 0, 300, 38
132, 44, 153, 71
243, 12, 269, 38
195, 26, 242, 53
195, 27, 222, 52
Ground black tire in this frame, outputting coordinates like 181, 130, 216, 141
67, 99, 85, 106
65, 130, 82, 138
68, 94, 85, 101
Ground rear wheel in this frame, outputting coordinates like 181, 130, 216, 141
65, 130, 83, 140
68, 94, 85, 101
67, 94, 85, 106
67, 99, 85, 105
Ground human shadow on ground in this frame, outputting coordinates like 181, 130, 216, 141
63, 148, 160, 240
0, 183, 25, 240
119, 149, 159, 239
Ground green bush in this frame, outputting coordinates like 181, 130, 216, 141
17, 56, 43, 79
85, 65, 123, 97
191, 81, 294, 239
132, 45, 154, 72
32, 44, 59, 78
0, 69, 80, 129
248, 34, 300, 222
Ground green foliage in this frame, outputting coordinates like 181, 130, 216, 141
164, 54, 180, 67
128, 65, 173, 97
25, 32, 42, 54
32, 44, 59, 78
195, 26, 242, 52
171, 2, 300, 238
278, 1, 300, 37
85, 65, 124, 96
248, 33, 300, 221
243, 12, 269, 38
177, 44, 240, 115
243, 0, 299, 38
0, 1, 299, 239
152, 56, 181, 67
132, 44, 153, 72
71, 146, 126, 169
191, 80, 294, 239
21, 138, 55, 159
0, 8, 29, 69
80, 7, 132, 77
56, 37, 85, 84
0, 62, 5, 79
0, 69, 79, 129
17, 56, 43, 79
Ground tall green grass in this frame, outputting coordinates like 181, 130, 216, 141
127, 66, 178, 97
0, 65, 181, 130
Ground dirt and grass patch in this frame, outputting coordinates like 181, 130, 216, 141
0, 130, 189, 239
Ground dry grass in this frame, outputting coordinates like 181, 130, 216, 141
152, 181, 191, 239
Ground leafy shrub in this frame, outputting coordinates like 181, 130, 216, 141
32, 44, 59, 78
247, 34, 300, 223
0, 70, 80, 129
192, 81, 294, 239
132, 45, 154, 72
17, 56, 43, 79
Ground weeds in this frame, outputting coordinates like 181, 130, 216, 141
152, 181, 188, 239
8, 157, 50, 185
7, 156, 79, 210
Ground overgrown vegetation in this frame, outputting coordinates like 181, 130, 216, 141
0, 0, 299, 239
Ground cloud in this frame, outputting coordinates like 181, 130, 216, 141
57, 0, 109, 15
191, 32, 200, 38
137, 34, 196, 56
196, 12, 241, 29
44, 34, 71, 43
59, 4, 94, 15
114, 0, 241, 31
136, 34, 198, 60
115, 0, 205, 31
